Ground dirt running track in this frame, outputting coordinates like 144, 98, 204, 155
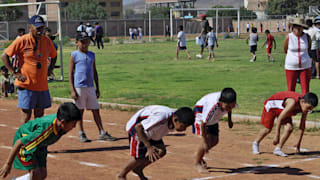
0, 99, 319, 180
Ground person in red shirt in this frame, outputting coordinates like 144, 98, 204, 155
252, 91, 318, 157
1, 15, 57, 123
262, 30, 276, 62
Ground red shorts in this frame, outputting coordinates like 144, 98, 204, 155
266, 48, 272, 54
260, 108, 292, 129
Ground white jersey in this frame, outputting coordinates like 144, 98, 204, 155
207, 32, 216, 46
285, 33, 311, 70
86, 27, 94, 37
177, 31, 186, 47
126, 105, 174, 141
194, 92, 228, 126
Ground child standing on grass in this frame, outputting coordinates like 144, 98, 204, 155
0, 66, 10, 97
117, 105, 195, 180
246, 27, 258, 62
252, 91, 318, 157
262, 30, 276, 62
0, 102, 81, 180
69, 32, 117, 143
205, 26, 219, 62
176, 25, 191, 60
193, 88, 237, 173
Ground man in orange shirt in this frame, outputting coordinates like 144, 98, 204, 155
1, 15, 57, 123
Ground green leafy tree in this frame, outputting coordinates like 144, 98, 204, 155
0, 0, 23, 21
67, 0, 106, 20
125, 9, 135, 19
267, 0, 319, 15
206, 6, 256, 19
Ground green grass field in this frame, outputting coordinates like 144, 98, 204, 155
1, 34, 320, 120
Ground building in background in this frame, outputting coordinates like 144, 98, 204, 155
145, 0, 196, 8
26, 0, 123, 20
244, 0, 268, 19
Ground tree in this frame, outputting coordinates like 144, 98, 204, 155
0, 0, 23, 21
267, 0, 319, 15
67, 0, 106, 20
125, 9, 135, 19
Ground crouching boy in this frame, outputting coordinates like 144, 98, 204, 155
117, 105, 195, 180
0, 102, 81, 180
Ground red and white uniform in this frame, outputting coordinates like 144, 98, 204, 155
285, 33, 311, 70
261, 91, 302, 129
285, 32, 311, 95
193, 92, 228, 135
126, 105, 174, 157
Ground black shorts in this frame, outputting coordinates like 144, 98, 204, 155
250, 45, 257, 53
310, 50, 320, 62
179, 46, 187, 50
206, 123, 219, 136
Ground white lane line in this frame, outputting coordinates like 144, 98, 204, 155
68, 135, 77, 139
0, 124, 8, 127
105, 123, 118, 126
79, 161, 105, 168
287, 147, 309, 152
84, 120, 93, 123
47, 154, 56, 158
0, 145, 12, 149
0, 109, 8, 111
12, 127, 19, 130
307, 175, 320, 179
192, 173, 238, 180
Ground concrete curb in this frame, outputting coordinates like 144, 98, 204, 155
52, 97, 320, 128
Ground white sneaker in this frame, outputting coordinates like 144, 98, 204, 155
196, 54, 203, 59
273, 147, 288, 157
250, 59, 255, 62
252, 141, 260, 155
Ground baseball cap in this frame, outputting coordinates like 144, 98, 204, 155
200, 14, 206, 18
76, 32, 89, 41
314, 16, 320, 24
29, 15, 45, 27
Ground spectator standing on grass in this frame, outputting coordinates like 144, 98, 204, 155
283, 21, 286, 32
86, 23, 96, 46
69, 32, 117, 143
305, 16, 320, 79
197, 14, 210, 59
1, 15, 57, 123
45, 28, 58, 81
95, 22, 104, 49
246, 22, 250, 33
246, 27, 258, 62
176, 25, 191, 60
260, 23, 263, 33
262, 30, 276, 62
205, 26, 219, 62
138, 26, 143, 40
284, 18, 311, 95
0, 66, 13, 97
165, 24, 170, 37
77, 22, 86, 33
277, 22, 280, 32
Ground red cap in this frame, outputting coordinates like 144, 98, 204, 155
200, 14, 206, 18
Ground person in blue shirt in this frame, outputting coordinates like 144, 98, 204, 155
69, 32, 117, 142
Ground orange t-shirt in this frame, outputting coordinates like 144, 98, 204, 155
4, 34, 57, 91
